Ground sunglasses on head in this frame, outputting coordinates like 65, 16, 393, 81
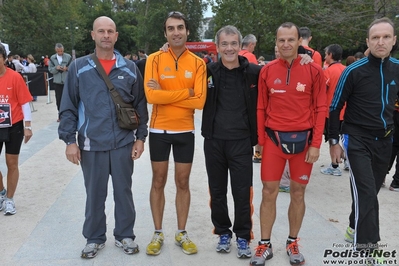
168, 11, 185, 18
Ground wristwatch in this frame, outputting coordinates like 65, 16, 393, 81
24, 126, 32, 130
328, 138, 339, 146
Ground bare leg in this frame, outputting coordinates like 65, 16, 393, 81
260, 180, 280, 239
288, 180, 307, 237
5, 154, 19, 198
175, 162, 192, 230
149, 161, 169, 230
0, 171, 4, 191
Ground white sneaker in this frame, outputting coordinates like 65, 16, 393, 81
4, 199, 16, 215
320, 165, 342, 176
344, 160, 350, 171
0, 190, 6, 211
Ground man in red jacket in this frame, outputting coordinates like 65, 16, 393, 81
250, 22, 326, 266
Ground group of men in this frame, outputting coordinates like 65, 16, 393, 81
52, 10, 397, 266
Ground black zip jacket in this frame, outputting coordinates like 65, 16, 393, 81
201, 56, 262, 146
329, 53, 399, 139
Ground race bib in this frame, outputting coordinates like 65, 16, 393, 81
0, 103, 12, 128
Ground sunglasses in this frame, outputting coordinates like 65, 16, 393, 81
168, 11, 185, 18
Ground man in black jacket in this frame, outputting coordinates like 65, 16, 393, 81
201, 25, 261, 259
329, 17, 399, 259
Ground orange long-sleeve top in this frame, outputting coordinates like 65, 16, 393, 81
144, 48, 207, 131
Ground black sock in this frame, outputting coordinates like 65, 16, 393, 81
287, 236, 297, 243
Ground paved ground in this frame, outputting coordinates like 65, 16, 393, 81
0, 95, 398, 266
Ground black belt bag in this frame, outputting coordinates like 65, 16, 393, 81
266, 128, 312, 154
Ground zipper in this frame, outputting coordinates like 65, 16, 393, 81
286, 60, 294, 85
379, 59, 387, 129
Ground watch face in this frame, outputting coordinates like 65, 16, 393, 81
329, 139, 339, 146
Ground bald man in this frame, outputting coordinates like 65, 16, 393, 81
58, 16, 148, 259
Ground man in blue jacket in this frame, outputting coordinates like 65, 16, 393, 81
58, 16, 148, 259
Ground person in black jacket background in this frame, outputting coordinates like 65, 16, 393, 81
201, 25, 261, 259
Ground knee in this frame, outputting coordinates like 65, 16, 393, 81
151, 175, 167, 190
6, 160, 19, 171
290, 187, 306, 204
175, 178, 189, 191
261, 184, 279, 202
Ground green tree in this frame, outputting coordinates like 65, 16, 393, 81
133, 0, 207, 54
0, 0, 86, 58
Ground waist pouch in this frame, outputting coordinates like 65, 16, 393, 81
266, 128, 312, 154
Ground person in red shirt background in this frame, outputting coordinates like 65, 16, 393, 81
320, 44, 347, 176
299, 27, 323, 67
0, 43, 33, 216
238, 34, 258, 64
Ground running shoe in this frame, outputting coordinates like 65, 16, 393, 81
115, 238, 139, 255
320, 165, 342, 176
279, 186, 290, 193
249, 242, 273, 266
0, 189, 6, 211
146, 232, 164, 255
175, 231, 197, 255
344, 160, 350, 171
81, 242, 105, 259
4, 199, 16, 215
286, 239, 305, 265
216, 234, 231, 253
236, 237, 251, 258
344, 226, 355, 243
389, 179, 399, 192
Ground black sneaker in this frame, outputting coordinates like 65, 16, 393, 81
389, 179, 399, 192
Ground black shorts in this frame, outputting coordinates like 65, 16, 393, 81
0, 121, 24, 155
149, 132, 194, 163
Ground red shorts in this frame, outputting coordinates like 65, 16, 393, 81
260, 135, 313, 184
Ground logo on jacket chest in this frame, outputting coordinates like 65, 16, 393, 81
160, 69, 193, 80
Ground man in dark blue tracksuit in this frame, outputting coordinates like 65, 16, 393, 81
329, 17, 399, 253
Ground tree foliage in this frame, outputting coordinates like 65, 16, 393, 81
210, 0, 399, 59
1, 0, 399, 61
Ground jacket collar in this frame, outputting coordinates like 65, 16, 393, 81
368, 52, 390, 67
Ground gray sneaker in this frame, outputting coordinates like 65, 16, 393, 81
286, 239, 305, 265
81, 243, 105, 258
344, 160, 350, 171
115, 238, 139, 255
4, 199, 16, 215
250, 242, 273, 265
236, 237, 251, 258
320, 165, 342, 176
0, 190, 6, 211
216, 234, 231, 253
